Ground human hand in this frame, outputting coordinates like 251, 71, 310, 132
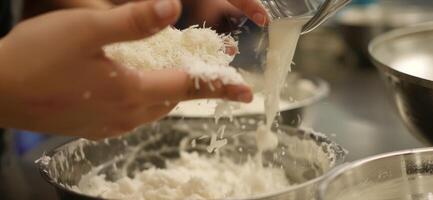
0, 0, 252, 139
176, 0, 242, 32
50, 0, 270, 26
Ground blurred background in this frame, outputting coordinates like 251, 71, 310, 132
1, 0, 433, 199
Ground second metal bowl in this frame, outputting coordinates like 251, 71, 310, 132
318, 147, 433, 200
369, 23, 433, 145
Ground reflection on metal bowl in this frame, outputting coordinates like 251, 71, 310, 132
369, 23, 433, 145
337, 3, 433, 67
318, 147, 433, 200
37, 119, 345, 200
168, 73, 329, 128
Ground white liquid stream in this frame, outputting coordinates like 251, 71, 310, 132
257, 19, 305, 151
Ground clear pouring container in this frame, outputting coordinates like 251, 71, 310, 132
259, 0, 352, 34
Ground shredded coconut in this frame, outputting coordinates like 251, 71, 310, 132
72, 152, 289, 200
104, 26, 244, 85
35, 155, 51, 166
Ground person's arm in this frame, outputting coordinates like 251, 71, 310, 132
0, 0, 252, 139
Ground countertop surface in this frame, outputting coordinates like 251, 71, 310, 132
302, 66, 424, 162
0, 27, 427, 199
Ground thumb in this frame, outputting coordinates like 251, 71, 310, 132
89, 0, 182, 46
137, 70, 253, 104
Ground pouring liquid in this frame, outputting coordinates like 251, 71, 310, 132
257, 18, 306, 153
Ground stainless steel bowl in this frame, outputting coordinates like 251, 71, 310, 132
318, 147, 433, 200
168, 73, 329, 128
37, 119, 345, 200
337, 3, 433, 67
369, 23, 433, 145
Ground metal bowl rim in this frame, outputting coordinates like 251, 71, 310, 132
168, 75, 330, 118
37, 125, 345, 200
37, 138, 106, 200
317, 147, 433, 199
368, 22, 433, 89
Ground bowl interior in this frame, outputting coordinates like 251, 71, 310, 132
168, 73, 329, 118
38, 120, 345, 199
319, 148, 433, 200
370, 25, 433, 82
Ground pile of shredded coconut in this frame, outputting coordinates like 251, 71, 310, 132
104, 25, 244, 85
72, 152, 289, 200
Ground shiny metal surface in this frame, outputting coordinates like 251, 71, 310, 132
336, 3, 433, 67
318, 147, 433, 200
301, 0, 351, 34
37, 120, 345, 200
169, 73, 329, 128
260, 0, 350, 34
369, 24, 433, 145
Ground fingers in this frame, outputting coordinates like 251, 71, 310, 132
226, 0, 269, 26
138, 69, 253, 104
89, 0, 182, 46
145, 103, 178, 121
91, 104, 177, 139
55, 0, 114, 9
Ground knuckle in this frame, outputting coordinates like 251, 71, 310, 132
68, 10, 104, 43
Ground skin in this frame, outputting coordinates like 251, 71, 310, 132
0, 0, 269, 139
178, 0, 243, 32
55, 0, 260, 32
24, 0, 269, 26
62, 0, 269, 25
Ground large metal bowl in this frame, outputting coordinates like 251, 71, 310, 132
37, 119, 345, 200
369, 23, 433, 145
318, 147, 433, 200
